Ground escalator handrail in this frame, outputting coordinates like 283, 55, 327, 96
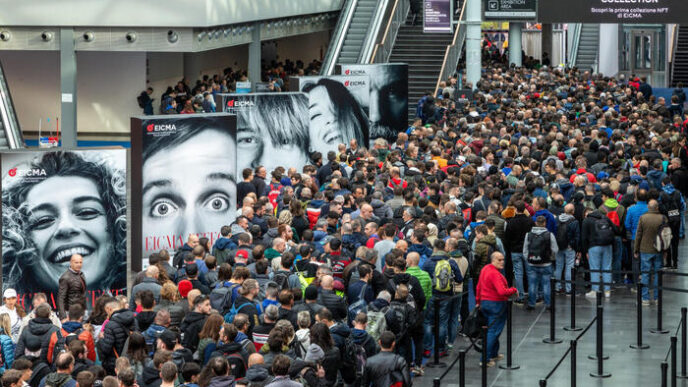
321, 0, 359, 75
369, 0, 409, 64
0, 61, 23, 149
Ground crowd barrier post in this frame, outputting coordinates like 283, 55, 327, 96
499, 300, 520, 370
459, 350, 466, 387
671, 336, 677, 387
662, 362, 669, 387
589, 305, 611, 378
630, 282, 649, 350
596, 290, 602, 307
539, 380, 547, 386
481, 325, 488, 387
680, 307, 687, 379
433, 378, 440, 387
570, 340, 577, 387
427, 297, 447, 368
651, 270, 670, 334
564, 267, 581, 332
543, 277, 562, 344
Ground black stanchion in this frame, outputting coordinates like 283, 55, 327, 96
564, 267, 581, 332
427, 297, 447, 368
433, 378, 440, 387
570, 340, 577, 387
596, 290, 602, 307
539, 380, 547, 386
481, 325, 488, 387
459, 350, 466, 387
651, 270, 670, 334
662, 362, 669, 387
543, 277, 562, 344
499, 301, 520, 370
671, 336, 677, 387
631, 282, 650, 350
680, 307, 687, 379
590, 305, 611, 378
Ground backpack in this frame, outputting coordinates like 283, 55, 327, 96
137, 93, 146, 108
606, 211, 620, 227
660, 191, 682, 224
272, 272, 290, 290
655, 220, 673, 251
341, 335, 363, 384
210, 283, 239, 315
224, 301, 251, 324
380, 356, 407, 387
432, 259, 453, 293
593, 216, 615, 245
267, 183, 283, 214
556, 218, 575, 250
388, 279, 416, 309
347, 285, 368, 324
365, 306, 388, 342
384, 304, 409, 341
64, 328, 84, 346
527, 231, 552, 265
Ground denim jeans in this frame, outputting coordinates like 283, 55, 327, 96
527, 265, 552, 307
588, 245, 612, 292
447, 294, 463, 345
480, 300, 506, 359
423, 295, 451, 353
612, 236, 623, 284
555, 248, 575, 292
511, 253, 529, 300
640, 253, 662, 301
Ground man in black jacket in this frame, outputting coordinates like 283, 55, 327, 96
316, 276, 347, 322
180, 295, 211, 353
97, 300, 139, 375
362, 331, 411, 387
57, 255, 87, 320
14, 303, 61, 367
503, 200, 534, 303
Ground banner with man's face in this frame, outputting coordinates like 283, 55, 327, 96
131, 114, 237, 268
340, 63, 409, 142
0, 148, 127, 306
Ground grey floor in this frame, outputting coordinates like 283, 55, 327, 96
421, 242, 688, 387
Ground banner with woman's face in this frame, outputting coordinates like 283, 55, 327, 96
215, 93, 311, 174
131, 114, 237, 270
292, 75, 371, 151
1, 149, 127, 304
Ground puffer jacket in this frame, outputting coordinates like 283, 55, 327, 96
15, 317, 61, 365
57, 270, 86, 319
245, 365, 273, 387
370, 199, 393, 220
316, 290, 347, 322
97, 309, 138, 374
0, 331, 14, 373
180, 312, 207, 353
154, 299, 184, 327
362, 351, 410, 387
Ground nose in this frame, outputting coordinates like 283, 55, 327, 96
368, 90, 380, 123
54, 214, 81, 239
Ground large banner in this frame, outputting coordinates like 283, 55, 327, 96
1, 148, 127, 306
423, 0, 453, 33
291, 75, 370, 152
538, 0, 687, 23
131, 114, 237, 267
340, 64, 408, 142
215, 93, 311, 173
484, 0, 537, 20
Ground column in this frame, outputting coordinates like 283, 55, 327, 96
509, 22, 522, 67
248, 22, 261, 91
541, 23, 553, 65
59, 28, 77, 148
465, 0, 482, 89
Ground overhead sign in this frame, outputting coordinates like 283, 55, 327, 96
484, 0, 537, 20
538, 0, 688, 23
423, 0, 453, 33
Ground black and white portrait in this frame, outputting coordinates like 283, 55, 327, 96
297, 76, 370, 155
139, 115, 237, 258
218, 93, 311, 173
1, 149, 127, 299
341, 63, 409, 141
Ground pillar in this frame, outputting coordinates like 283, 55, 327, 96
59, 28, 77, 148
465, 0, 482, 89
248, 22, 261, 91
541, 23, 553, 65
509, 22, 522, 67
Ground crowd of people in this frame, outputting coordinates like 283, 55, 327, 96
137, 59, 322, 116
3, 53, 688, 387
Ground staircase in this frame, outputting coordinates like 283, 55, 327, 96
575, 24, 599, 71
389, 10, 455, 121
672, 26, 688, 87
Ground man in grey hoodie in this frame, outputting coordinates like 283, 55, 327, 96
523, 216, 558, 310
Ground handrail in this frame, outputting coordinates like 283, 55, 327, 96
433, 0, 467, 96
0, 61, 23, 149
670, 24, 679, 86
568, 23, 582, 68
359, 0, 390, 63
320, 0, 358, 75
369, 0, 409, 63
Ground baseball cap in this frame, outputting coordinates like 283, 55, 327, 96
3, 289, 16, 299
235, 250, 249, 261
158, 329, 178, 349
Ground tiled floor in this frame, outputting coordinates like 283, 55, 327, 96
421, 242, 688, 387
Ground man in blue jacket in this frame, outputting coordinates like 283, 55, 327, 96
532, 197, 557, 234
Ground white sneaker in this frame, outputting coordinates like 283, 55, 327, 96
604, 291, 611, 298
585, 291, 597, 298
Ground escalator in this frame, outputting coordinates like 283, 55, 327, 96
672, 26, 688, 87
0, 61, 24, 149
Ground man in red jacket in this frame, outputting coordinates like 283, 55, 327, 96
476, 252, 518, 367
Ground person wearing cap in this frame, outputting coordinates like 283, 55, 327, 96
57, 254, 87, 321
0, 289, 25, 341
180, 294, 211, 353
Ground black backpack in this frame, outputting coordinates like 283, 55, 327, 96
527, 231, 552, 265
384, 303, 410, 341
340, 335, 361, 384
592, 217, 615, 246
660, 191, 682, 225
137, 93, 146, 108
272, 272, 290, 290
209, 283, 239, 315
556, 218, 575, 250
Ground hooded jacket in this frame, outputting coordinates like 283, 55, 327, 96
647, 169, 667, 190
15, 317, 60, 365
180, 312, 207, 352
97, 309, 138, 373
208, 376, 236, 387
532, 209, 558, 234
625, 201, 648, 240
370, 199, 393, 220
556, 213, 580, 251
581, 211, 618, 252
60, 321, 96, 362
209, 341, 248, 378
504, 213, 534, 253
137, 364, 161, 387
40, 373, 76, 387
245, 365, 272, 387
351, 329, 379, 357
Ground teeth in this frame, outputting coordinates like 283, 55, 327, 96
54, 247, 91, 261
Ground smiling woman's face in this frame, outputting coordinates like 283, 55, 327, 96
143, 129, 237, 248
25, 176, 110, 289
308, 86, 341, 155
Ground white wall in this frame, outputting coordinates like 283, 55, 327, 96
598, 24, 619, 77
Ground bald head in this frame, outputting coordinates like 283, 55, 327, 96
146, 265, 159, 278
395, 240, 408, 252
321, 275, 334, 290
648, 199, 659, 211
70, 254, 83, 273
406, 252, 420, 267
248, 353, 264, 367
564, 203, 574, 215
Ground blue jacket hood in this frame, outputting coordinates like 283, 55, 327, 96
213, 237, 233, 250
62, 321, 83, 333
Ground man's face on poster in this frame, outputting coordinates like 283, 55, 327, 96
367, 65, 407, 139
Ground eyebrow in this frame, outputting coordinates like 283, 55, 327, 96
143, 179, 172, 196
207, 172, 236, 185
28, 195, 103, 214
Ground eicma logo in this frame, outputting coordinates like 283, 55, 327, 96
146, 123, 176, 132
8, 167, 47, 177
344, 80, 365, 87
344, 69, 366, 76
227, 100, 255, 108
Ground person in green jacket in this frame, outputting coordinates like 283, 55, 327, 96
405, 252, 432, 308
